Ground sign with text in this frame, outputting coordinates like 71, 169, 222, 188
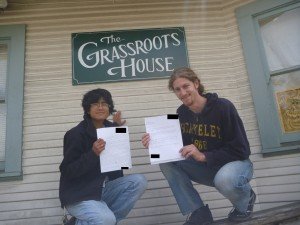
72, 27, 189, 85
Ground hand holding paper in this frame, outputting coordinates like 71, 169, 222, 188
144, 115, 184, 164
97, 126, 132, 173
92, 138, 106, 156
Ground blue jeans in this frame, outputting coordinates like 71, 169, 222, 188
160, 159, 253, 215
66, 174, 147, 225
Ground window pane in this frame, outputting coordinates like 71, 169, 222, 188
259, 7, 300, 72
271, 71, 300, 133
0, 44, 8, 163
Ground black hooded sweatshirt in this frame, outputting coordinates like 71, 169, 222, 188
59, 115, 123, 208
177, 93, 250, 169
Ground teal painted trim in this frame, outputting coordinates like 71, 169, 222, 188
252, 16, 270, 84
0, 171, 23, 181
0, 161, 4, 170
281, 133, 300, 143
270, 65, 300, 76
263, 144, 300, 155
235, 0, 300, 18
0, 24, 25, 180
236, 14, 280, 150
235, 0, 300, 153
255, 3, 300, 22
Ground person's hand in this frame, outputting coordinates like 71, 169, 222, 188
113, 111, 126, 126
92, 138, 106, 156
180, 144, 206, 162
141, 133, 150, 148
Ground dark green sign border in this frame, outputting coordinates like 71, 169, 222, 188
72, 27, 189, 85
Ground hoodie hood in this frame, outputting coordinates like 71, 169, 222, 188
201, 93, 219, 116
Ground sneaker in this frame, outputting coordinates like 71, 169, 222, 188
183, 205, 213, 225
228, 189, 256, 222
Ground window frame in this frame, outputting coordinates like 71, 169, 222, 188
0, 24, 25, 180
0, 39, 10, 171
235, 0, 300, 154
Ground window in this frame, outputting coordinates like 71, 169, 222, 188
0, 25, 25, 180
236, 0, 300, 154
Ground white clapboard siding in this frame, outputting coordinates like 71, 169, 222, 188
0, 0, 300, 224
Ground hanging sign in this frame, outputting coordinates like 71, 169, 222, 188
72, 27, 189, 85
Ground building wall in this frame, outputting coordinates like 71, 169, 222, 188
0, 0, 299, 224
222, 0, 300, 211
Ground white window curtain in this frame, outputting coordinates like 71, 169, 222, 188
260, 7, 300, 72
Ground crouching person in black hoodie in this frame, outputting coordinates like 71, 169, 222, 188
59, 88, 147, 225
142, 68, 256, 225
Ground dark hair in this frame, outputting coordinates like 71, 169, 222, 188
82, 88, 115, 117
168, 67, 205, 95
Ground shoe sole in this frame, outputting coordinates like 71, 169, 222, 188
228, 190, 256, 222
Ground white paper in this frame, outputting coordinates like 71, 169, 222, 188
97, 126, 132, 173
145, 115, 184, 164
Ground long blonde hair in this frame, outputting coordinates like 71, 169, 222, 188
168, 67, 205, 95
